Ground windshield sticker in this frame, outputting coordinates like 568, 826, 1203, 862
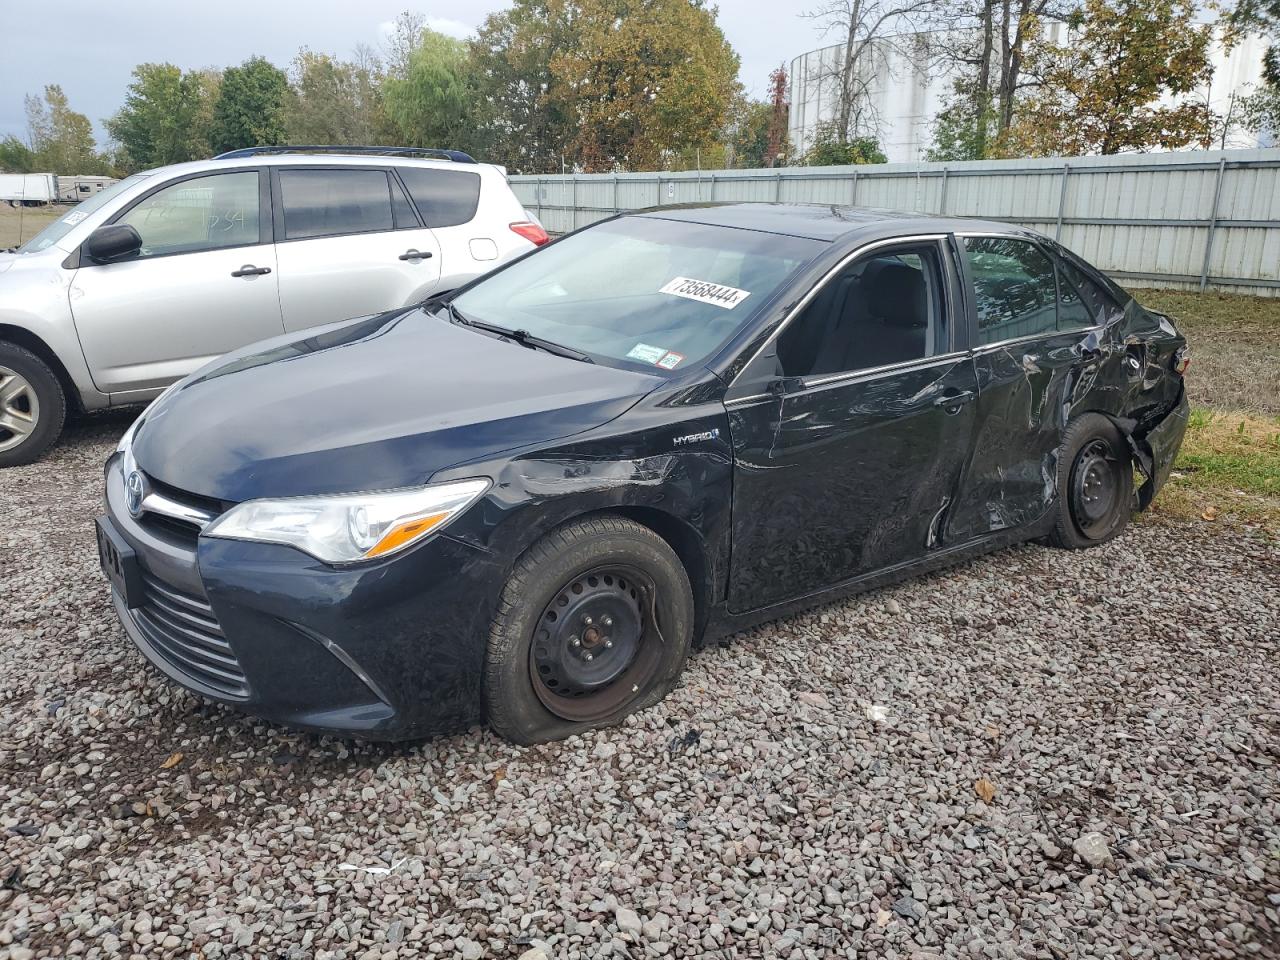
660, 276, 751, 310
656, 351, 684, 370
62, 211, 88, 225
626, 343, 668, 364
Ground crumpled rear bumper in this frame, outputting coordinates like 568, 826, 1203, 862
1131, 384, 1190, 510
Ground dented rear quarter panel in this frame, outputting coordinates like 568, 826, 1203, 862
947, 295, 1187, 541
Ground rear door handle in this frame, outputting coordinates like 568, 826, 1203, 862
1074, 343, 1102, 362
230, 265, 271, 277
933, 389, 976, 413
399, 249, 433, 261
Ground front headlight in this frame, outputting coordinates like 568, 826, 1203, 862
203, 479, 490, 564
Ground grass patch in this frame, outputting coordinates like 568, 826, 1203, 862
1131, 288, 1280, 416
1145, 407, 1280, 534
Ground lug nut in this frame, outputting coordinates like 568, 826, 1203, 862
604, 640, 613, 649
583, 652, 594, 662
570, 636, 580, 647
583, 615, 593, 626
602, 616, 613, 627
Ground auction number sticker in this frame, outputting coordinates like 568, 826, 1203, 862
659, 276, 751, 310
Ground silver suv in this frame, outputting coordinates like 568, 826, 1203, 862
0, 146, 547, 466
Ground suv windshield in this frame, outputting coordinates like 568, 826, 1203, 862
15, 174, 150, 253
450, 216, 824, 373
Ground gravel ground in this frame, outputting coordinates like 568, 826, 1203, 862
1, 413, 1278, 960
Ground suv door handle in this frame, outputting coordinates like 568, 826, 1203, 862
933, 389, 976, 413
230, 265, 271, 277
399, 249, 433, 261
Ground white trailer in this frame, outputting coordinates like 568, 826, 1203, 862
0, 173, 57, 206
57, 175, 117, 202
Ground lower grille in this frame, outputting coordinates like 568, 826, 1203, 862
131, 573, 249, 699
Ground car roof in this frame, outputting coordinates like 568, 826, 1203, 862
135, 154, 498, 182
632, 202, 1037, 243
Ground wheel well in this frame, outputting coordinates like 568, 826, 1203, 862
584, 505, 713, 646
0, 325, 83, 415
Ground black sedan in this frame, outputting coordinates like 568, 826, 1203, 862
96, 204, 1190, 744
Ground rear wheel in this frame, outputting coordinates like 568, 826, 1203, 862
485, 516, 693, 744
1049, 413, 1132, 549
0, 342, 66, 467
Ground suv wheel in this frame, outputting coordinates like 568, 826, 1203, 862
1048, 413, 1133, 549
485, 516, 694, 744
0, 342, 67, 467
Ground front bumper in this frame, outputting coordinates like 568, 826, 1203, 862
101, 454, 506, 740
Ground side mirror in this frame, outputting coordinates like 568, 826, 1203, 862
85, 224, 142, 263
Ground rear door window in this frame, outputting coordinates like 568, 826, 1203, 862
1057, 254, 1120, 326
278, 169, 394, 241
962, 236, 1058, 345
397, 168, 482, 228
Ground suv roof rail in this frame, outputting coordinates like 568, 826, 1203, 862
212, 145, 478, 163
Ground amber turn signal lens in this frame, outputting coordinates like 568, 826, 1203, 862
366, 512, 451, 558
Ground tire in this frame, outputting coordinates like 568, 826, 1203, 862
1048, 412, 1133, 549
485, 516, 694, 745
0, 342, 67, 468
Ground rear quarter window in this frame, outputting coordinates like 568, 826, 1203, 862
397, 168, 482, 228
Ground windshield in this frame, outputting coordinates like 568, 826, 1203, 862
15, 174, 150, 253
450, 216, 824, 372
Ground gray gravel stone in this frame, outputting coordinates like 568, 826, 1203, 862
0, 414, 1277, 959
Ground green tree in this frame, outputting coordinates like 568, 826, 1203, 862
926, 88, 999, 161
25, 85, 99, 173
106, 63, 218, 170
801, 122, 887, 165
210, 56, 289, 154
726, 99, 775, 169
1229, 0, 1279, 89
286, 47, 389, 144
0, 135, 36, 172
1003, 0, 1215, 155
470, 0, 578, 172
382, 29, 483, 153
551, 0, 741, 172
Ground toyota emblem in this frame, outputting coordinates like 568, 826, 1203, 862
125, 471, 146, 518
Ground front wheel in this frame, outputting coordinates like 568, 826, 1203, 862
1049, 413, 1133, 549
485, 516, 694, 744
0, 342, 67, 467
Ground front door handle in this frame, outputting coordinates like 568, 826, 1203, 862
230, 265, 271, 277
399, 249, 433, 261
933, 389, 976, 413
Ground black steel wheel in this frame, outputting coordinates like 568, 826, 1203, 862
1050, 413, 1132, 549
485, 517, 693, 744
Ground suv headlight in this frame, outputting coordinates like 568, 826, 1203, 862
203, 479, 490, 564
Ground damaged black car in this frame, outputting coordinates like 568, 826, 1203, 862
96, 204, 1190, 744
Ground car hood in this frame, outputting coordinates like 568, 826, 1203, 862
0, 253, 14, 275
133, 308, 662, 501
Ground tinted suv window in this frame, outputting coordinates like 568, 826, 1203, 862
963, 236, 1057, 344
398, 168, 482, 227
778, 244, 945, 378
279, 169, 394, 240
118, 171, 259, 258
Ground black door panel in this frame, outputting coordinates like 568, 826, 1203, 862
945, 331, 1102, 540
727, 355, 979, 613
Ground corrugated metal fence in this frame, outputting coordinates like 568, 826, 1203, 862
509, 149, 1280, 297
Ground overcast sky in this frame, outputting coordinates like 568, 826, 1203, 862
0, 0, 832, 146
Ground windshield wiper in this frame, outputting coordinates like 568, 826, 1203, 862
444, 303, 593, 363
